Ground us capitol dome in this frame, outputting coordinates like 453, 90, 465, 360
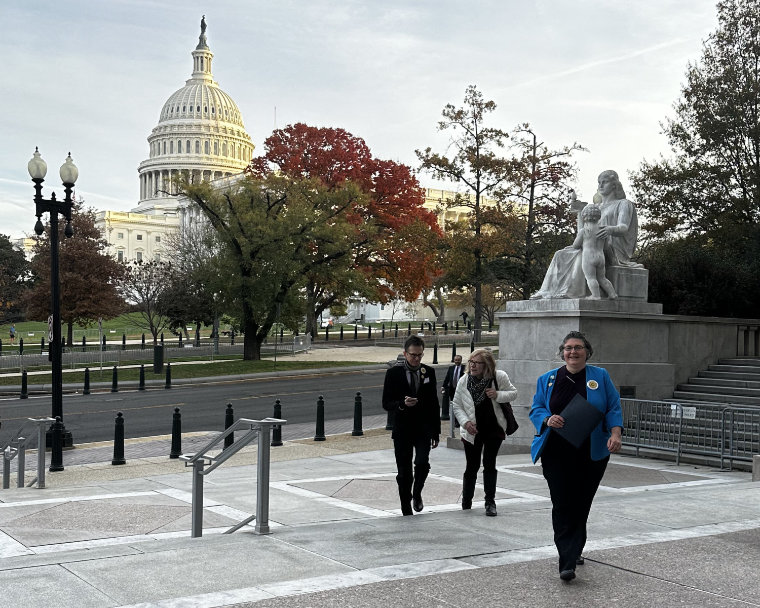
133, 16, 254, 214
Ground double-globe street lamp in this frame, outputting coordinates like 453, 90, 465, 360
28, 147, 78, 472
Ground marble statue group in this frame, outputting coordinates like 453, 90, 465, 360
531, 170, 643, 301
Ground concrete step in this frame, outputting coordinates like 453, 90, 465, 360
718, 358, 760, 367
690, 376, 760, 390
677, 383, 760, 398
672, 390, 760, 406
699, 370, 760, 382
708, 364, 760, 376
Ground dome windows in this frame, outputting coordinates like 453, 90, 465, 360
186, 140, 191, 153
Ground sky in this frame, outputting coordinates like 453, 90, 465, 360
1, 0, 720, 241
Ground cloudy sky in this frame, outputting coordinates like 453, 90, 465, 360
1, 0, 718, 240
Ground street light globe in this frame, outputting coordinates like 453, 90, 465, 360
59, 153, 79, 185
28, 147, 48, 181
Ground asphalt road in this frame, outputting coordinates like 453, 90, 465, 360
0, 368, 390, 445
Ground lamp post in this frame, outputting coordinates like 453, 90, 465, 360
28, 147, 78, 472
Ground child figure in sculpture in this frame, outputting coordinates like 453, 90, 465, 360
573, 204, 618, 300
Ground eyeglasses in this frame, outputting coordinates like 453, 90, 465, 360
563, 345, 586, 352
469, 360, 485, 366
405, 352, 423, 359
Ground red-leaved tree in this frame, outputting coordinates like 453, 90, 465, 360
249, 123, 441, 337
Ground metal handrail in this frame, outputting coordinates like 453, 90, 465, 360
179, 417, 286, 538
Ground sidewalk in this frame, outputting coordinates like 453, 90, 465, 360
1, 414, 759, 607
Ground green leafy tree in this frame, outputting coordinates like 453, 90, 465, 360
181, 173, 366, 360
24, 203, 124, 345
417, 85, 514, 339
631, 0, 760, 237
0, 235, 28, 322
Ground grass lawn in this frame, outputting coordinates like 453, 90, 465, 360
0, 358, 370, 387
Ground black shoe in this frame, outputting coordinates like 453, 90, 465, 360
576, 556, 585, 565
560, 569, 576, 581
413, 496, 423, 512
461, 500, 472, 510
401, 505, 413, 516
485, 501, 497, 517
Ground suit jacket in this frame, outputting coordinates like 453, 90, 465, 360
529, 365, 624, 463
382, 364, 441, 440
442, 364, 466, 399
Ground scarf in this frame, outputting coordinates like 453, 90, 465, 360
467, 374, 491, 405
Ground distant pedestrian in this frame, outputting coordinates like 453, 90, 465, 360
9, 324, 16, 344
460, 311, 468, 324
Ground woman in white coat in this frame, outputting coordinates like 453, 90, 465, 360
452, 349, 518, 516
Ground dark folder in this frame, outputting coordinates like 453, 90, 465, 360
554, 394, 603, 448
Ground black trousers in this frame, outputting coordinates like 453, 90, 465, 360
393, 433, 431, 499
462, 434, 503, 501
541, 435, 609, 572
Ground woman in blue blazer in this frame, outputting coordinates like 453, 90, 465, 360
529, 331, 623, 582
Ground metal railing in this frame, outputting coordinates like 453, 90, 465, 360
179, 417, 286, 538
621, 398, 760, 470
2, 418, 55, 489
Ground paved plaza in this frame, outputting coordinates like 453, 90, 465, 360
1, 349, 759, 607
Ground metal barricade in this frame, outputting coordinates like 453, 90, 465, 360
622, 398, 760, 470
621, 399, 684, 465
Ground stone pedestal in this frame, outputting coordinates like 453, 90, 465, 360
496, 298, 671, 452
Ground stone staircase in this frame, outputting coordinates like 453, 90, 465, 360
673, 357, 760, 406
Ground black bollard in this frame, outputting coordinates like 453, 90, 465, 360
19, 337, 24, 355
395, 324, 398, 338
178, 333, 183, 348
441, 392, 450, 421
112, 412, 126, 465
83, 367, 91, 395
314, 395, 326, 441
271, 399, 283, 446
325, 326, 329, 342
339, 325, 344, 340
111, 366, 119, 393
122, 333, 127, 350
433, 342, 439, 364
420, 322, 424, 333
138, 364, 145, 391
43, 337, 47, 354
407, 323, 411, 336
224, 403, 234, 450
353, 324, 358, 340
101, 335, 106, 351
470, 339, 475, 352
49, 416, 64, 472
195, 327, 201, 347
385, 407, 395, 431
141, 333, 146, 349
452, 342, 457, 361
444, 321, 448, 334
456, 321, 459, 331
352, 392, 364, 436
230, 330, 235, 345
169, 407, 182, 458
0, 338, 2, 355
165, 362, 172, 389
160, 332, 164, 346
367, 326, 371, 339
81, 335, 85, 352
20, 370, 28, 399
382, 324, 385, 338
280, 327, 284, 343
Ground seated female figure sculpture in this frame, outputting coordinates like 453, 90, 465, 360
531, 170, 642, 300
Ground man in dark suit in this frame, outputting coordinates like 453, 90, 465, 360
382, 335, 441, 515
440, 354, 465, 420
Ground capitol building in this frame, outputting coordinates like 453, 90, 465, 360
92, 19, 476, 265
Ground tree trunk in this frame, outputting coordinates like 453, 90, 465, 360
305, 283, 318, 339
242, 317, 262, 360
67, 321, 74, 349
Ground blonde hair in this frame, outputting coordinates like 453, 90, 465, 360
468, 348, 496, 380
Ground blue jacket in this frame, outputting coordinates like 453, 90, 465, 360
529, 365, 623, 463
